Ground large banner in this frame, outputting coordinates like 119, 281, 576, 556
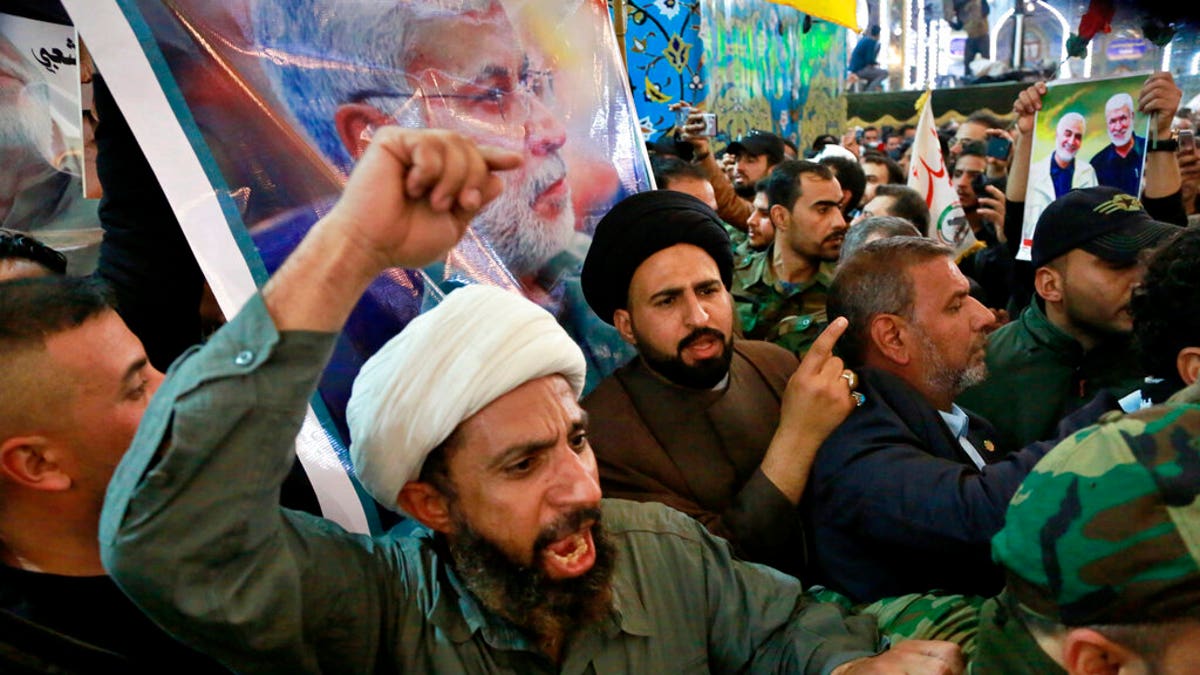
69, 0, 651, 531
1019, 73, 1151, 260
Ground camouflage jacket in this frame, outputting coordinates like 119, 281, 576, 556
731, 249, 835, 357
970, 380, 1200, 672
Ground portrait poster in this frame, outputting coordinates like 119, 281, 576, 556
0, 11, 100, 274
68, 0, 652, 532
1018, 73, 1151, 261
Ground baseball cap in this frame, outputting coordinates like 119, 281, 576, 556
1030, 187, 1179, 269
726, 131, 786, 166
991, 403, 1200, 626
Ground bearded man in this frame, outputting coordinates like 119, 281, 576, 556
804, 237, 1068, 603
579, 191, 859, 578
99, 128, 962, 674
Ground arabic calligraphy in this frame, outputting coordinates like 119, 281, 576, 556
32, 37, 76, 74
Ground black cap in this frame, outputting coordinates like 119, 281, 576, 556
726, 131, 786, 166
581, 191, 733, 325
1030, 187, 1180, 269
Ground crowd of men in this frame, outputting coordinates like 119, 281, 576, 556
4, 1, 1200, 672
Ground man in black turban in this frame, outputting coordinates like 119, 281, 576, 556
579, 190, 861, 579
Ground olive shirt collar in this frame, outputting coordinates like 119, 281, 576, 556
733, 245, 836, 298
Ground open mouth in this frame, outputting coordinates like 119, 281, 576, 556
541, 525, 596, 579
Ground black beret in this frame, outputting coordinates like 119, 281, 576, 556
581, 191, 733, 325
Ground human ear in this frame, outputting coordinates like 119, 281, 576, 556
613, 308, 636, 345
334, 103, 395, 160
396, 482, 454, 534
1061, 628, 1139, 675
869, 314, 909, 366
1035, 265, 1064, 303
0, 437, 72, 492
769, 204, 791, 232
1177, 347, 1200, 386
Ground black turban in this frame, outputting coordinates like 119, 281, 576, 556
581, 191, 733, 325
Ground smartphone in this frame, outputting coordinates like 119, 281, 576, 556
971, 172, 989, 198
698, 112, 718, 138
986, 136, 1012, 160
1179, 129, 1196, 154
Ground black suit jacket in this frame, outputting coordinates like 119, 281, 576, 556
803, 367, 1048, 602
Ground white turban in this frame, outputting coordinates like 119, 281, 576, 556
346, 284, 587, 513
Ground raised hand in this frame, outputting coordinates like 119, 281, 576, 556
1012, 81, 1048, 136
323, 127, 523, 271
760, 317, 855, 504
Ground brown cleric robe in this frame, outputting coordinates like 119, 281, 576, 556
582, 339, 809, 578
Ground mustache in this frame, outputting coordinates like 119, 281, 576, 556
526, 152, 568, 205
677, 327, 727, 353
533, 506, 602, 552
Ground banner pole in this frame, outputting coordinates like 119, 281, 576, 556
613, 0, 628, 69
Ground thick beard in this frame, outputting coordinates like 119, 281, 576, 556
445, 506, 616, 643
469, 152, 574, 278
915, 326, 988, 399
1109, 128, 1132, 148
636, 326, 733, 389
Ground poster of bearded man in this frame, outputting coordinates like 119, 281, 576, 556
1018, 73, 1150, 260
67, 0, 653, 531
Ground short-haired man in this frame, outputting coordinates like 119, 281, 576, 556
950, 142, 1010, 309
970, 396, 1200, 673
733, 160, 847, 356
1090, 92, 1146, 196
652, 155, 717, 210
745, 184, 777, 253
860, 152, 904, 205
578, 191, 857, 577
0, 276, 226, 672
1023, 112, 1099, 227
948, 111, 1007, 178
728, 131, 788, 198
0, 228, 67, 280
848, 27, 887, 92
857, 184, 930, 234
677, 120, 786, 229
820, 154, 868, 220
806, 237, 1066, 602
957, 188, 1178, 449
838, 215, 920, 264
99, 129, 961, 674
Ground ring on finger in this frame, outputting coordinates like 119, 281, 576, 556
840, 369, 858, 390
852, 392, 866, 407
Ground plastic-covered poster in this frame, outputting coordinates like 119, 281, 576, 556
73, 1, 649, 458
1018, 73, 1151, 261
0, 12, 100, 274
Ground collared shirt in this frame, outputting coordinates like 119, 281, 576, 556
1048, 157, 1074, 200
1089, 136, 1145, 197
99, 293, 879, 675
938, 404, 987, 470
732, 248, 835, 356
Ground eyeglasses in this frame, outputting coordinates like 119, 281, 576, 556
348, 67, 555, 128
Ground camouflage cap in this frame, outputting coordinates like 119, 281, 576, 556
991, 403, 1200, 626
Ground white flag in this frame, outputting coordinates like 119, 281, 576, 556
907, 92, 976, 256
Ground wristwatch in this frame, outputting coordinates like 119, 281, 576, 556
1147, 136, 1179, 152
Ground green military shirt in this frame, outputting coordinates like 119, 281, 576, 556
731, 247, 835, 357
956, 301, 1143, 449
100, 293, 884, 675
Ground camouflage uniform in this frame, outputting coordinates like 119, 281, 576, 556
731, 247, 835, 357
812, 588, 984, 660
970, 380, 1200, 672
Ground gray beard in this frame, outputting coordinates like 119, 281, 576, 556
470, 153, 574, 278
